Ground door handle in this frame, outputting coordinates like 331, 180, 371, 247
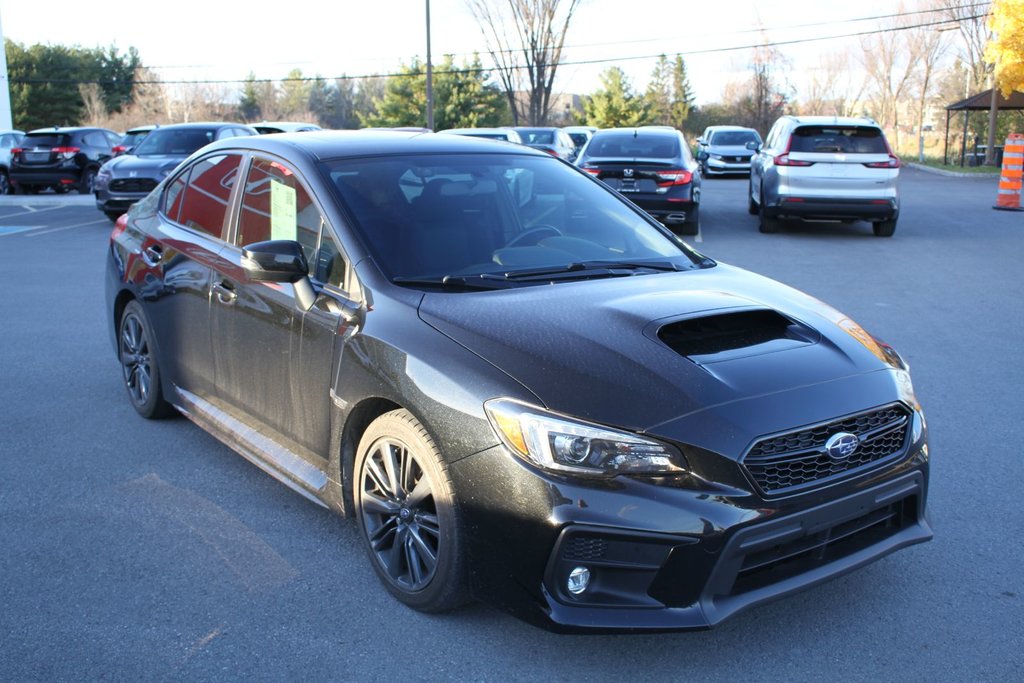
142, 244, 163, 267
213, 280, 237, 305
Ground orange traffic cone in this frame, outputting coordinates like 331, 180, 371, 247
994, 133, 1024, 212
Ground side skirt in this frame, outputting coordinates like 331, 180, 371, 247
174, 387, 331, 509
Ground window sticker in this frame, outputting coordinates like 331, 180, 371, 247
270, 180, 297, 241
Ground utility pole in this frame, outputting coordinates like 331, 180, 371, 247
0, 9, 14, 130
425, 0, 434, 131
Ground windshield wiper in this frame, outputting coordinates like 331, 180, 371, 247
391, 275, 507, 291
495, 260, 685, 281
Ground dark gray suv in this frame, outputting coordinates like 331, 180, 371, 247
10, 127, 120, 194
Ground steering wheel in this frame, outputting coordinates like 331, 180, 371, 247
506, 225, 563, 249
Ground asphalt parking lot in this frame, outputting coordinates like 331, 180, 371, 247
1, 167, 1021, 681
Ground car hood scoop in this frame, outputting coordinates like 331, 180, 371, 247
653, 308, 819, 363
418, 264, 896, 436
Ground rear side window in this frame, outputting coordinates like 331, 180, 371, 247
586, 134, 680, 159
790, 126, 888, 154
23, 134, 68, 148
168, 153, 244, 238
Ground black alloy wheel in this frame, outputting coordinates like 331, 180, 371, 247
118, 300, 174, 419
355, 410, 467, 612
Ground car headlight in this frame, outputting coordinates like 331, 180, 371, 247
485, 398, 687, 476
710, 154, 723, 160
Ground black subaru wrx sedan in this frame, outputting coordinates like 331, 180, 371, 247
105, 131, 931, 632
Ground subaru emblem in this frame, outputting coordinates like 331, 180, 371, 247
825, 432, 859, 460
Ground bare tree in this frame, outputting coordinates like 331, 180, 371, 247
801, 49, 868, 116
467, 0, 582, 125
78, 84, 108, 126
943, 0, 993, 93
861, 8, 919, 151
906, 5, 948, 161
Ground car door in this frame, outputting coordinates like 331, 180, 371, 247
211, 154, 355, 458
141, 152, 245, 399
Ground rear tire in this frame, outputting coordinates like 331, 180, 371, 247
758, 185, 779, 234
873, 219, 897, 237
79, 167, 97, 195
118, 300, 175, 419
0, 170, 9, 195
354, 410, 468, 613
678, 204, 700, 236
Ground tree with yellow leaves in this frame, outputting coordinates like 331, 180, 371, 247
985, 0, 1024, 96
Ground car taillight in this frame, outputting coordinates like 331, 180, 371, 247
864, 155, 901, 168
545, 148, 559, 156
112, 145, 127, 154
53, 146, 80, 160
10, 147, 22, 155
655, 170, 692, 186
110, 214, 128, 240
582, 167, 601, 176
774, 153, 813, 167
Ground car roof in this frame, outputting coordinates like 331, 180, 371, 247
439, 127, 516, 135
26, 126, 114, 134
592, 127, 682, 138
125, 125, 158, 133
784, 115, 880, 128
706, 125, 758, 132
146, 121, 253, 131
201, 129, 549, 162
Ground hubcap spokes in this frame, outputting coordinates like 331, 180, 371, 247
361, 439, 439, 591
120, 315, 151, 405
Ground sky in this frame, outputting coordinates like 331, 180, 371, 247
0, 0, 965, 105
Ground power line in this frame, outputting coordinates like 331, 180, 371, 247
8, 12, 987, 88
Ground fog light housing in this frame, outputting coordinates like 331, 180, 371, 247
567, 566, 591, 595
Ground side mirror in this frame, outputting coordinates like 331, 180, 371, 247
242, 240, 309, 283
696, 138, 706, 146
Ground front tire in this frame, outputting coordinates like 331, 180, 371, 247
354, 410, 468, 613
118, 300, 174, 419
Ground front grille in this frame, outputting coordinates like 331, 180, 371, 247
743, 404, 911, 495
110, 178, 158, 193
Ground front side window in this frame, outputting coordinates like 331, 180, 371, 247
237, 157, 321, 266
324, 153, 699, 281
168, 153, 244, 238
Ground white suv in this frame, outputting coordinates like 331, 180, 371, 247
748, 116, 900, 236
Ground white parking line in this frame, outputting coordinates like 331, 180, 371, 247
25, 218, 110, 237
0, 205, 68, 219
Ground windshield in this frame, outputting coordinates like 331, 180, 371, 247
710, 130, 759, 146
518, 129, 555, 144
322, 154, 700, 282
584, 133, 680, 159
134, 128, 217, 156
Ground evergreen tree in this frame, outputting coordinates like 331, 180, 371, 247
644, 55, 673, 126
583, 67, 647, 128
238, 72, 261, 122
360, 55, 507, 130
670, 55, 695, 130
279, 68, 312, 118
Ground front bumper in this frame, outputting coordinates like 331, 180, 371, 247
706, 158, 752, 174
95, 188, 147, 213
451, 440, 930, 632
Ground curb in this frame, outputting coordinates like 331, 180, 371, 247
906, 162, 1000, 179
